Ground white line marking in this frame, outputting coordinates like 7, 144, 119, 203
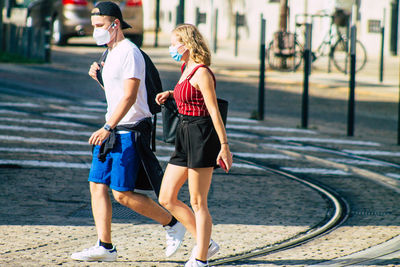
44, 113, 100, 119
280, 167, 350, 175
156, 156, 264, 171
83, 101, 107, 107
0, 135, 89, 145
227, 117, 258, 124
261, 143, 324, 151
0, 147, 91, 155
156, 146, 175, 152
227, 132, 260, 139
271, 137, 380, 146
0, 159, 90, 169
386, 173, 400, 180
1, 117, 86, 127
0, 109, 28, 115
227, 125, 316, 134
232, 163, 264, 170
157, 156, 171, 162
68, 106, 106, 112
0, 102, 40, 108
234, 152, 293, 159
0, 125, 92, 136
325, 158, 386, 166
343, 150, 400, 157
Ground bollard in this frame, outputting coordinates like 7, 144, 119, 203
154, 0, 160, 47
398, 63, 400, 145
302, 23, 312, 128
235, 12, 239, 57
257, 15, 266, 121
379, 10, 385, 83
176, 0, 184, 26
44, 16, 51, 62
213, 9, 218, 54
347, 24, 357, 137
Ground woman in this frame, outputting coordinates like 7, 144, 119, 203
156, 24, 233, 267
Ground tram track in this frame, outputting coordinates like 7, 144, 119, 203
209, 156, 350, 266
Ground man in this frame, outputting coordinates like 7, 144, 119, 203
71, 1, 185, 262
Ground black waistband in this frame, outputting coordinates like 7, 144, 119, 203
179, 114, 211, 123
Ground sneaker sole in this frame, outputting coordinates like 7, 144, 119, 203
166, 240, 183, 257
207, 244, 220, 259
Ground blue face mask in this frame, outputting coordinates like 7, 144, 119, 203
169, 45, 184, 62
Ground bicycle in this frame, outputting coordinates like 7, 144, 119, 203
267, 12, 367, 74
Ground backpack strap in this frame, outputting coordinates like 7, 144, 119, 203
152, 114, 157, 152
96, 49, 108, 87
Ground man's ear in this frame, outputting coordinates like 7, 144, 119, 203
112, 19, 121, 28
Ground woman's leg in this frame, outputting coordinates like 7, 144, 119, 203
188, 167, 214, 261
159, 164, 197, 237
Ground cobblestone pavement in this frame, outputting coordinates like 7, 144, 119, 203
0, 35, 399, 266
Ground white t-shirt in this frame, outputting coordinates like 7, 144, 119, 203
102, 39, 151, 125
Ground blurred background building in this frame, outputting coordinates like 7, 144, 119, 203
142, 0, 399, 56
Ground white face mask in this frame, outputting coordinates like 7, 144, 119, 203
93, 22, 115, 46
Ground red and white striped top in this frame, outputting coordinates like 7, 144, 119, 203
173, 64, 216, 116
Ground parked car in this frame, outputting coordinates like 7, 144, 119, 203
13, 0, 144, 46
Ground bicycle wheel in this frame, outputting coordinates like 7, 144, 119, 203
266, 40, 303, 71
332, 39, 367, 73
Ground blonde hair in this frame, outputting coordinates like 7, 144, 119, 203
173, 24, 211, 66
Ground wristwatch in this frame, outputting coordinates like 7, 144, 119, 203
103, 124, 112, 132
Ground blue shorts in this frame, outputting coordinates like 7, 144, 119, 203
88, 132, 140, 192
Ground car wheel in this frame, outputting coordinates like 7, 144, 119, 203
52, 17, 68, 46
127, 34, 143, 47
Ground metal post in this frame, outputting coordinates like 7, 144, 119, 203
398, 61, 400, 145
154, 0, 160, 47
390, 0, 399, 55
257, 15, 266, 121
302, 23, 312, 128
379, 9, 386, 82
213, 9, 218, 53
176, 0, 185, 25
347, 24, 357, 136
0, 0, 4, 51
235, 12, 239, 57
44, 16, 51, 62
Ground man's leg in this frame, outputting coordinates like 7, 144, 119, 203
112, 190, 171, 225
90, 182, 112, 243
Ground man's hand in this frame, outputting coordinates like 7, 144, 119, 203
88, 62, 102, 81
89, 128, 111, 146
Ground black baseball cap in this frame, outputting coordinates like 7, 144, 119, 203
91, 1, 132, 29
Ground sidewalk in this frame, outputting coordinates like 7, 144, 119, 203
0, 32, 399, 267
144, 31, 399, 103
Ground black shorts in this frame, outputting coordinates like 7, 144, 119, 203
169, 115, 220, 168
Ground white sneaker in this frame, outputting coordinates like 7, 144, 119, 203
184, 258, 209, 267
71, 240, 117, 262
164, 221, 186, 257
190, 239, 220, 260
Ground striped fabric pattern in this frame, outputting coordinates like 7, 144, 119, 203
173, 64, 216, 117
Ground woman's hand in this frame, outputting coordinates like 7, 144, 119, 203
217, 144, 233, 173
155, 91, 172, 105
89, 128, 111, 146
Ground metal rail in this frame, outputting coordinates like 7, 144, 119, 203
209, 156, 349, 266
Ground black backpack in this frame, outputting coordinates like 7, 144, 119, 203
97, 47, 163, 151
